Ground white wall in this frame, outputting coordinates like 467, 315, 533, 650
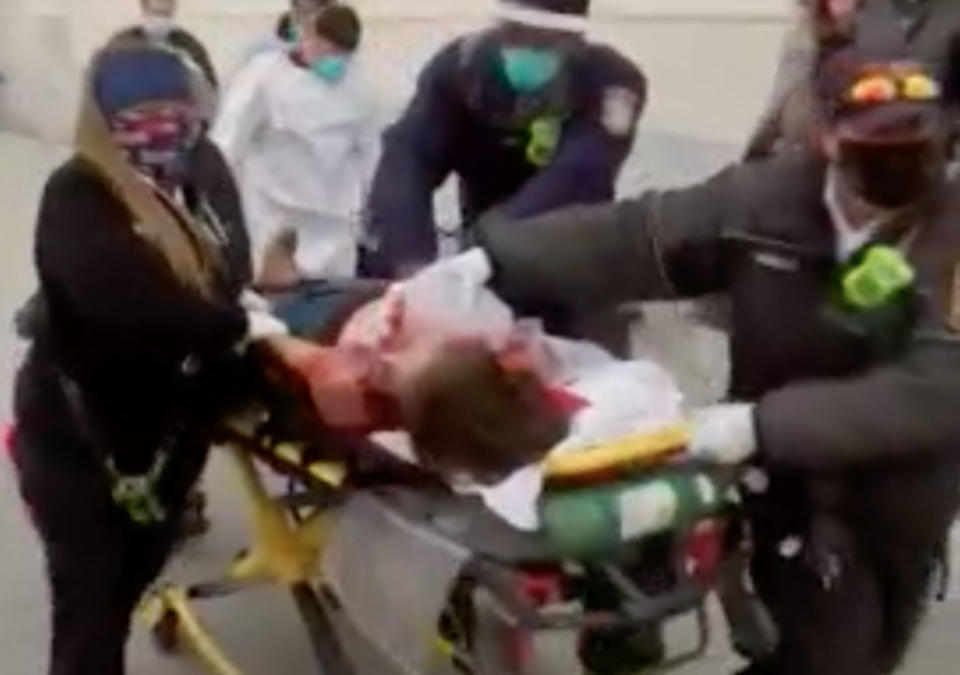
0, 0, 795, 144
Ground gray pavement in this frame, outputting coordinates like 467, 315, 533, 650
0, 130, 957, 675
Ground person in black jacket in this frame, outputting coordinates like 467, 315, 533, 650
10, 45, 268, 675
476, 47, 960, 675
116, 0, 219, 91
363, 0, 646, 354
746, 0, 960, 161
8, 43, 570, 675
363, 0, 646, 279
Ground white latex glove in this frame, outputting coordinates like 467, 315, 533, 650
396, 249, 515, 349
689, 403, 758, 465
242, 290, 289, 341
246, 309, 289, 341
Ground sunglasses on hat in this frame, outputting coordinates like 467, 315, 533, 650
845, 69, 941, 107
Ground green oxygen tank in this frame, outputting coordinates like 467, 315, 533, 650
539, 471, 726, 559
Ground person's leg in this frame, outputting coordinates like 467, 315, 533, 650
745, 496, 885, 675
243, 188, 290, 285
293, 211, 359, 280
46, 518, 183, 675
846, 461, 960, 673
871, 544, 938, 673
749, 542, 884, 674
47, 541, 137, 675
15, 433, 143, 675
16, 431, 205, 675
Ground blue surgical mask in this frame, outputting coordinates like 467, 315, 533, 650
310, 55, 350, 84
501, 47, 562, 94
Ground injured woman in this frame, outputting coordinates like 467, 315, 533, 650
258, 249, 730, 531
251, 253, 749, 675
261, 251, 577, 485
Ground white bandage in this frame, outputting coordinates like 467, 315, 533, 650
496, 1, 589, 33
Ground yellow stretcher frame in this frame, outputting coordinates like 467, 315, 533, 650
138, 441, 346, 675
136, 425, 698, 675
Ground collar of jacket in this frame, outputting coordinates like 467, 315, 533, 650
727, 151, 950, 265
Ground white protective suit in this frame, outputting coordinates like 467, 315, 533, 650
213, 50, 379, 279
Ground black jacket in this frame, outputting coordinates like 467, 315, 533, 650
16, 140, 250, 473
366, 31, 646, 275
480, 152, 960, 473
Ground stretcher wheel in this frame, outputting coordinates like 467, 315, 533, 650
151, 609, 182, 655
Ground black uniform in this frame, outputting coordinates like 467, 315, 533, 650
478, 152, 960, 674
13, 140, 249, 675
365, 29, 646, 276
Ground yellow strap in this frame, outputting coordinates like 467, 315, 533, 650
544, 424, 690, 479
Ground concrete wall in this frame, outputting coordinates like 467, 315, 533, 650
1, 0, 795, 144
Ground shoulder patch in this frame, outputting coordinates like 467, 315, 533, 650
601, 86, 640, 137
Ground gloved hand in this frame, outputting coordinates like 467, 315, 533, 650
242, 290, 289, 341
689, 403, 758, 465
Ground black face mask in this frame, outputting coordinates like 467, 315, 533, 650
837, 139, 944, 209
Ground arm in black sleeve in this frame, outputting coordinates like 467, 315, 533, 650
477, 163, 752, 314
365, 43, 462, 274
36, 165, 247, 388
498, 58, 647, 219
757, 307, 960, 471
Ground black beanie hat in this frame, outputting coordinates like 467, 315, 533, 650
496, 0, 591, 33
314, 5, 362, 52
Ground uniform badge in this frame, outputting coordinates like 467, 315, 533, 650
601, 87, 639, 137
526, 116, 564, 167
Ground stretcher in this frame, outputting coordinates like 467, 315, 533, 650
138, 399, 748, 675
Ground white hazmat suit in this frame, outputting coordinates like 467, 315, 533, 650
213, 50, 379, 279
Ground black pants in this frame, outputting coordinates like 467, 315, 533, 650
740, 464, 955, 675
14, 429, 207, 675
